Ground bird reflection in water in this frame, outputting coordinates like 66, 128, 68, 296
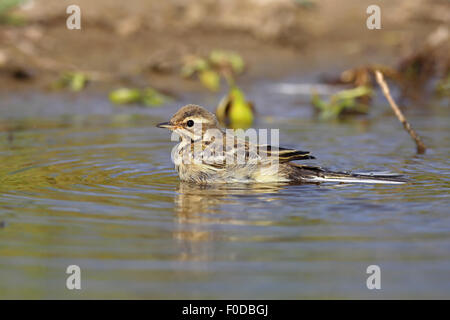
172, 182, 287, 262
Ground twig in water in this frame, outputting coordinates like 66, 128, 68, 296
375, 70, 427, 154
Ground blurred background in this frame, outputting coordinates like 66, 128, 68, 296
0, 0, 448, 98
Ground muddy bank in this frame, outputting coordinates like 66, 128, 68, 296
0, 0, 448, 94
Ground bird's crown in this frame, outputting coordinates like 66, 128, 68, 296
170, 104, 219, 128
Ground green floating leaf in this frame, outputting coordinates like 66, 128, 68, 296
181, 57, 209, 78
181, 50, 245, 91
311, 86, 372, 120
228, 52, 245, 74
51, 72, 89, 92
69, 73, 88, 92
199, 70, 220, 91
109, 88, 142, 105
209, 50, 228, 65
109, 87, 171, 107
216, 86, 254, 129
209, 50, 245, 74
334, 86, 372, 100
311, 93, 328, 111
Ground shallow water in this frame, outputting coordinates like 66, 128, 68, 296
0, 82, 449, 299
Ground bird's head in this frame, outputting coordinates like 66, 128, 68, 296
157, 104, 220, 140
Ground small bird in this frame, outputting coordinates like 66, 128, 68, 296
157, 104, 406, 185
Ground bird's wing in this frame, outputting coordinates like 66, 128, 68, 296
198, 132, 315, 170
258, 145, 315, 163
204, 143, 314, 169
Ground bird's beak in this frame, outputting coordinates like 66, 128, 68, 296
156, 122, 173, 129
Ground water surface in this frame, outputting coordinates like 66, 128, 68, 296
0, 83, 449, 299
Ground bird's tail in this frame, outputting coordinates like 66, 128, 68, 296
291, 165, 408, 184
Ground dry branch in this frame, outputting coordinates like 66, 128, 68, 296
375, 70, 426, 154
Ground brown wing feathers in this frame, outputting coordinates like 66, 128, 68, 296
259, 145, 315, 162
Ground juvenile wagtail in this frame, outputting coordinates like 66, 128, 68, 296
157, 104, 406, 185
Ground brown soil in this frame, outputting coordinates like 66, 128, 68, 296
0, 0, 447, 94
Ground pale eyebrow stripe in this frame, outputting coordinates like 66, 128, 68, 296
184, 117, 210, 124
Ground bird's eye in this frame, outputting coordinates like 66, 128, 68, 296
187, 120, 194, 127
